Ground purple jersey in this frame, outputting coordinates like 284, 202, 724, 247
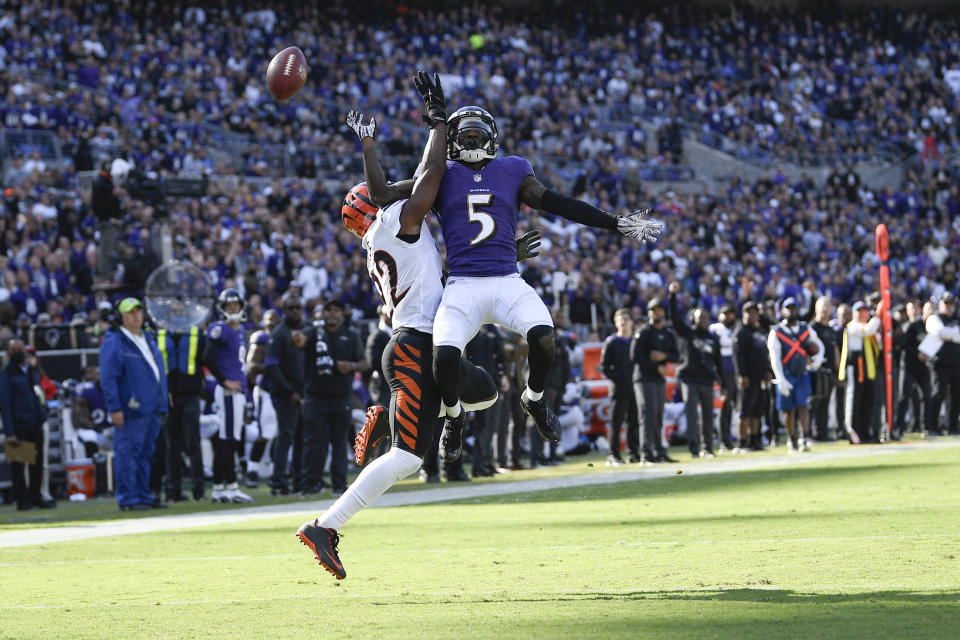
208, 321, 246, 390
435, 156, 534, 277
76, 381, 109, 430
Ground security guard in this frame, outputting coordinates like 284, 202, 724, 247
156, 323, 206, 501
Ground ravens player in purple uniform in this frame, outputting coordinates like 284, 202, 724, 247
202, 289, 254, 503
361, 98, 662, 462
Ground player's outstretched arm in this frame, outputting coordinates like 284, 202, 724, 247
398, 71, 447, 234
518, 175, 663, 245
346, 110, 414, 208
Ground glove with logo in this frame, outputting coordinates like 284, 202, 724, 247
616, 207, 663, 245
515, 230, 542, 262
413, 70, 446, 128
346, 110, 377, 141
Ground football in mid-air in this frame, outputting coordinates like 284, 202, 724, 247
266, 46, 308, 100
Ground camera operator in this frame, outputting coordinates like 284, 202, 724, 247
92, 162, 124, 279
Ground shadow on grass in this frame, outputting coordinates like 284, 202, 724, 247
439, 461, 957, 506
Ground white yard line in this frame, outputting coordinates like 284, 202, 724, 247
1, 438, 957, 550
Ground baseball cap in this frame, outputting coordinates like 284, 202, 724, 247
781, 297, 798, 308
742, 301, 760, 313
852, 301, 867, 312
118, 298, 143, 313
719, 304, 735, 315
647, 298, 665, 312
940, 291, 957, 304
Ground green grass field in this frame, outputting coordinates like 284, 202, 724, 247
2, 443, 959, 639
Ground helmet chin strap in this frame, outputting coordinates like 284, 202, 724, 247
224, 311, 247, 324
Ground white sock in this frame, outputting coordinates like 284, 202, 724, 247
524, 387, 544, 402
443, 401, 462, 418
318, 448, 422, 531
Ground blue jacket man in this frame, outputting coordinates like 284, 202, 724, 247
99, 298, 169, 510
0, 339, 50, 510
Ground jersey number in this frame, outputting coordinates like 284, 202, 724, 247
467, 194, 496, 246
370, 250, 410, 315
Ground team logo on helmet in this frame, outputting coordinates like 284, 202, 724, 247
447, 106, 499, 163
342, 182, 379, 239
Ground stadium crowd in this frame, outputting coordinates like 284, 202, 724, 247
1, 0, 960, 505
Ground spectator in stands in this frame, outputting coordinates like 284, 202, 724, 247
0, 339, 55, 510
98, 298, 168, 511
91, 162, 123, 279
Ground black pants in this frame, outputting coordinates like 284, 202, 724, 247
149, 420, 169, 497
810, 370, 835, 440
508, 385, 528, 466
929, 365, 960, 434
302, 396, 352, 491
493, 394, 510, 467
270, 397, 301, 490
470, 401, 497, 473
10, 426, 43, 507
634, 380, 667, 457
682, 381, 715, 454
718, 369, 737, 446
895, 367, 930, 434
166, 394, 203, 496
844, 354, 875, 443
608, 392, 639, 458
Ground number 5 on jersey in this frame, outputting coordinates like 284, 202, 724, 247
467, 194, 496, 246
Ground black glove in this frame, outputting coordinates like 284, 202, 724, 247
515, 230, 541, 262
413, 70, 446, 128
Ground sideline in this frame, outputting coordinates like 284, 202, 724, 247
1, 438, 957, 549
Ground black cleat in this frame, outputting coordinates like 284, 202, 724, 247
296, 519, 346, 580
520, 394, 561, 442
439, 410, 466, 462
354, 405, 389, 466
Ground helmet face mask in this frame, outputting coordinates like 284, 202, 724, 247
341, 182, 378, 239
217, 289, 247, 324
447, 107, 498, 163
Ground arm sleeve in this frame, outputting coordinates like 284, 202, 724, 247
540, 189, 617, 231
600, 339, 616, 379
0, 374, 13, 436
99, 337, 123, 414
202, 340, 225, 384
863, 316, 881, 337
768, 330, 785, 381
266, 330, 294, 397
665, 331, 681, 364
808, 329, 825, 370
669, 295, 691, 337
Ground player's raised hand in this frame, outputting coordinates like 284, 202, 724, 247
515, 229, 542, 262
346, 110, 377, 141
616, 207, 662, 245
413, 70, 446, 128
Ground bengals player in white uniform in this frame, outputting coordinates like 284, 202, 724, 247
297, 72, 537, 579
